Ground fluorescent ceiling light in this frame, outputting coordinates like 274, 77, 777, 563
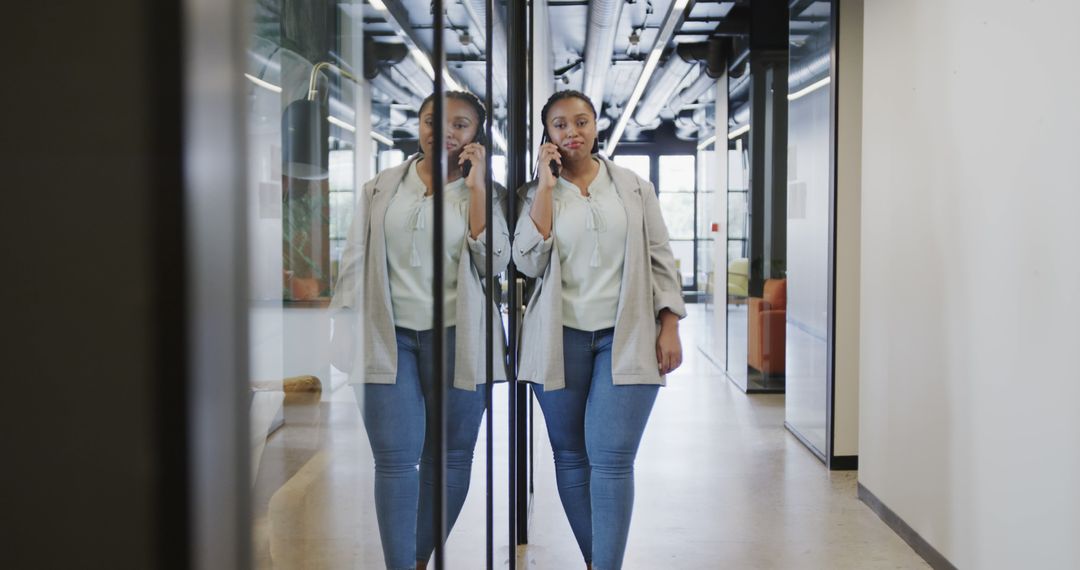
605, 49, 663, 156
604, 0, 692, 155
379, 2, 470, 100
410, 47, 436, 80
244, 73, 282, 93
728, 124, 750, 140
371, 130, 394, 146
408, 48, 464, 91
328, 115, 356, 132
788, 76, 831, 101
696, 134, 717, 150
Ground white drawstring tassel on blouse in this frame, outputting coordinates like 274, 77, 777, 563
406, 198, 426, 267
585, 198, 605, 268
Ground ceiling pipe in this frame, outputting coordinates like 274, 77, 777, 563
667, 66, 717, 113
673, 105, 713, 135
363, 39, 409, 80
371, 73, 423, 108
678, 38, 729, 78
532, 0, 555, 149
728, 46, 750, 78
730, 101, 750, 127
632, 49, 694, 127
694, 105, 713, 128
581, 0, 625, 113
605, 0, 694, 155
392, 55, 434, 98
729, 72, 751, 101
673, 108, 697, 131
727, 47, 829, 129
788, 49, 831, 94
372, 1, 468, 93
463, 0, 509, 98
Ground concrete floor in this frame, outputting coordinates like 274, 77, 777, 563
251, 305, 929, 569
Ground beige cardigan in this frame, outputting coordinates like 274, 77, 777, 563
513, 156, 686, 390
329, 155, 510, 390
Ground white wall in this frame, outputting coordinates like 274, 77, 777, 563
859, 1, 1080, 568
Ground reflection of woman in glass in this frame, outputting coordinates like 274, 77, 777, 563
513, 90, 685, 570
330, 91, 509, 570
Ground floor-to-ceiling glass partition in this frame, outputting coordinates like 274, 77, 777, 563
245, 3, 383, 565
244, 0, 508, 566
784, 0, 833, 458
726, 133, 751, 388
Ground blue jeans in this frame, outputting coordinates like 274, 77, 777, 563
533, 327, 660, 570
355, 327, 486, 570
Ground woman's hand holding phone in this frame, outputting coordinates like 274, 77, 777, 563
537, 142, 561, 191
460, 142, 486, 193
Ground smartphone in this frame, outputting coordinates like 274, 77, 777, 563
540, 132, 559, 179
463, 159, 472, 177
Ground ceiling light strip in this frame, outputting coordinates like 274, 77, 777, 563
244, 73, 282, 93
371, 130, 395, 146
604, 0, 692, 156
788, 76, 831, 101
381, 1, 469, 95
328, 115, 357, 133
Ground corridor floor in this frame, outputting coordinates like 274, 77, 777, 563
252, 305, 929, 569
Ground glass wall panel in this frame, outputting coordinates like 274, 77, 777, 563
242, 0, 508, 566
784, 0, 833, 456
246, 1, 385, 567
726, 139, 751, 386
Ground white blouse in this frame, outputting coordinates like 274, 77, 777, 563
383, 160, 470, 330
552, 159, 627, 331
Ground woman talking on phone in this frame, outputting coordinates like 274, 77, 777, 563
329, 90, 508, 570
512, 90, 686, 570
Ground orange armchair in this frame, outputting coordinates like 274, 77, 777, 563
748, 278, 786, 375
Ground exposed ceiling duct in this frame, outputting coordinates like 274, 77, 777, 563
695, 105, 713, 128
633, 50, 694, 127
788, 49, 831, 94
463, 0, 509, 98
728, 47, 750, 78
371, 73, 423, 108
623, 116, 661, 141
581, 0, 624, 113
667, 66, 717, 114
391, 55, 435, 101
730, 101, 750, 128
728, 48, 830, 129
673, 108, 698, 132
532, 0, 555, 149
729, 73, 750, 101
673, 105, 714, 139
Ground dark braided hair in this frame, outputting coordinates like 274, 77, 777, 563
540, 89, 600, 154
419, 90, 487, 145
